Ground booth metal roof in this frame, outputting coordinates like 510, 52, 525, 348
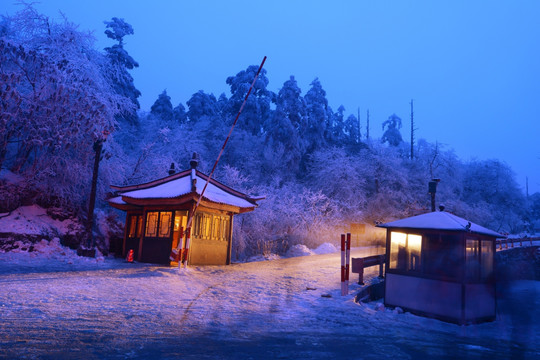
377, 211, 502, 238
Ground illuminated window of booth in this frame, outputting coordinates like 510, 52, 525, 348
145, 212, 159, 237
193, 213, 202, 237
212, 216, 221, 240
136, 215, 142, 237
389, 232, 422, 271
159, 212, 172, 237
408, 234, 422, 271
481, 240, 493, 280
466, 239, 480, 281
204, 214, 212, 239
174, 215, 181, 231
128, 216, 138, 237
220, 216, 229, 241
390, 232, 407, 270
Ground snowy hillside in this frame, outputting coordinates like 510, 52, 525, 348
0, 205, 82, 237
0, 240, 538, 359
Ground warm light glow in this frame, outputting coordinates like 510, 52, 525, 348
408, 234, 422, 252
174, 215, 180, 231
391, 232, 407, 246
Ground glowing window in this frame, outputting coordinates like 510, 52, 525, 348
389, 232, 422, 271
145, 212, 159, 237
408, 234, 422, 271
128, 216, 138, 237
481, 241, 493, 280
159, 212, 172, 237
466, 239, 480, 280
145, 212, 172, 238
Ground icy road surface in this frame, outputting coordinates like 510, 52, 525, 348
0, 246, 538, 359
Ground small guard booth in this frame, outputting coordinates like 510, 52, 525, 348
377, 211, 501, 324
108, 158, 261, 265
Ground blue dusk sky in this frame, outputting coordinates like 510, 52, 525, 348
3, 0, 540, 193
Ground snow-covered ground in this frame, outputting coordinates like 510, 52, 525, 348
0, 240, 538, 359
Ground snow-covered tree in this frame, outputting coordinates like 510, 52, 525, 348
344, 114, 360, 144
264, 77, 306, 177
328, 105, 347, 144
103, 17, 141, 124
304, 78, 328, 153
150, 90, 174, 121
186, 90, 219, 123
381, 113, 403, 146
225, 65, 273, 135
460, 159, 526, 232
274, 76, 306, 133
173, 103, 187, 123
0, 5, 133, 213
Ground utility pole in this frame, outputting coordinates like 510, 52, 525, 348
366, 109, 370, 141
410, 99, 415, 160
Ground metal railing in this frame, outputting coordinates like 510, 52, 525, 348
495, 237, 540, 251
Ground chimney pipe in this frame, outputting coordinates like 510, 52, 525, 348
190, 152, 199, 169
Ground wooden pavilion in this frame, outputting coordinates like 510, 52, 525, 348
108, 157, 261, 265
377, 211, 501, 324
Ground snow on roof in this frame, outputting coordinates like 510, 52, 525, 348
108, 196, 126, 205
119, 174, 256, 208
377, 211, 502, 237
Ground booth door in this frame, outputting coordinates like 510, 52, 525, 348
141, 211, 174, 264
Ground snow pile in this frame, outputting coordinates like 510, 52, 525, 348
0, 205, 82, 236
247, 243, 337, 261
285, 244, 314, 257
246, 253, 282, 262
313, 242, 338, 254
29, 238, 68, 257
0, 237, 108, 271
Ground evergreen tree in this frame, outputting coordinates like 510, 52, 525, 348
328, 105, 346, 144
265, 77, 305, 176
103, 17, 141, 124
150, 90, 173, 121
216, 93, 228, 116
225, 65, 273, 135
304, 78, 328, 152
173, 103, 187, 123
381, 113, 403, 146
275, 76, 306, 133
344, 114, 360, 144
186, 90, 218, 123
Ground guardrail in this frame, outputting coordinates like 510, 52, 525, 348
351, 254, 386, 285
496, 237, 539, 251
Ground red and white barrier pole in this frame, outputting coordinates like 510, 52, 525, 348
170, 56, 267, 270
341, 234, 346, 296
181, 227, 191, 268
345, 233, 351, 292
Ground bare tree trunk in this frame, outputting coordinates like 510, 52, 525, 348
86, 139, 103, 249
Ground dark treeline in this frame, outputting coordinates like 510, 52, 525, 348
1, 6, 538, 259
